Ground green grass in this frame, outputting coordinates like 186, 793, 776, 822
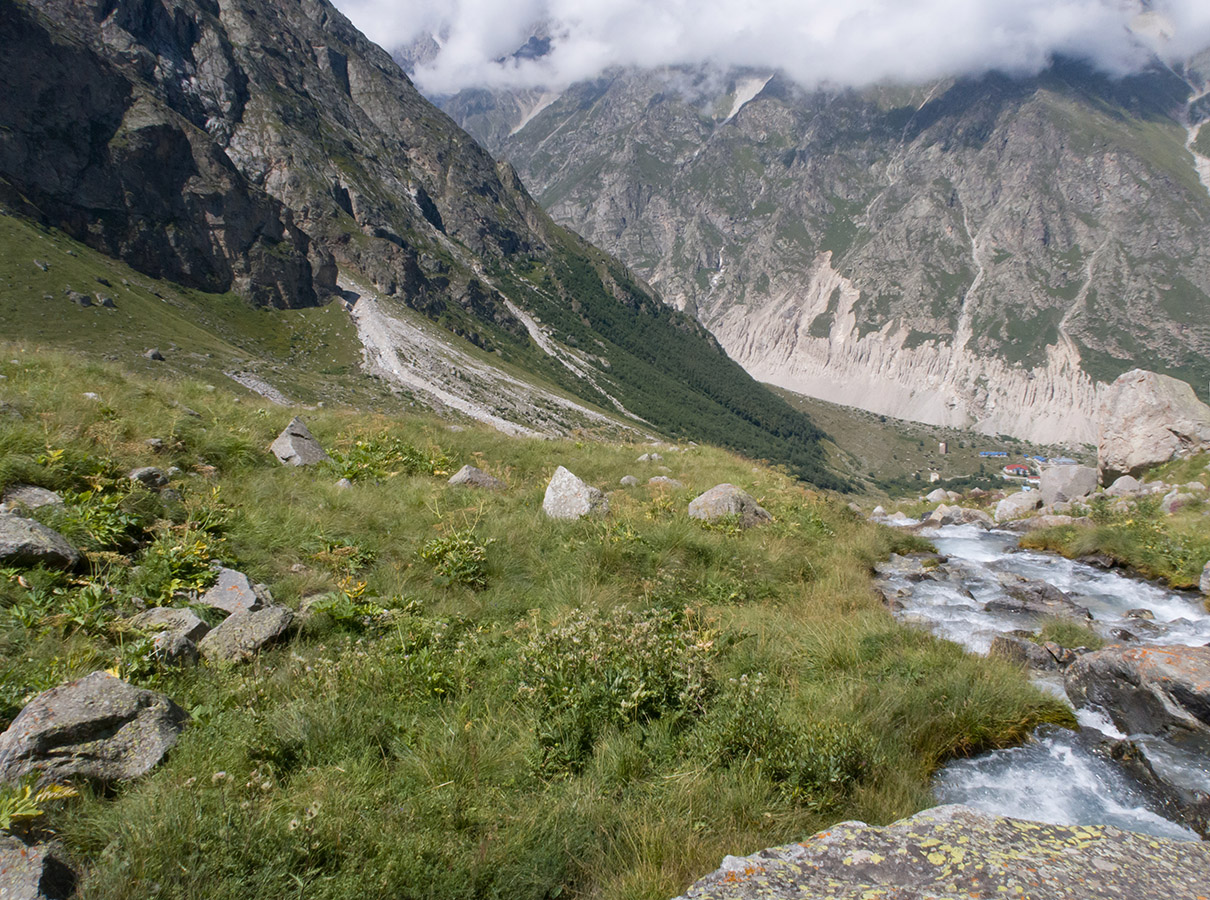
0, 349, 1071, 899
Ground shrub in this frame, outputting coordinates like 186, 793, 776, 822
327, 434, 455, 482
131, 528, 222, 605
418, 529, 492, 590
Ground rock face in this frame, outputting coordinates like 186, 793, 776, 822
448, 465, 506, 490
1039, 465, 1097, 508
994, 491, 1041, 522
688, 485, 772, 528
1098, 370, 1210, 483
198, 567, 269, 614
0, 515, 80, 570
673, 804, 1210, 900
0, 672, 188, 786
0, 834, 76, 900
199, 606, 294, 662
270, 418, 329, 467
1065, 645, 1210, 737
542, 466, 608, 520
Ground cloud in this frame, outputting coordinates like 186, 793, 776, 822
333, 0, 1210, 95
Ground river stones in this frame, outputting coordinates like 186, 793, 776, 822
925, 504, 993, 528
1065, 645, 1210, 737
986, 574, 1092, 621
674, 804, 1210, 900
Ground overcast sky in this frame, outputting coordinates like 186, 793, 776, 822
333, 0, 1210, 95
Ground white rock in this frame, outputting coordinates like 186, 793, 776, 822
994, 491, 1042, 523
542, 466, 608, 520
1098, 369, 1210, 483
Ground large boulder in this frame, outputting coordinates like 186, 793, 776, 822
198, 567, 269, 614
270, 417, 329, 466
1098, 369, 1210, 484
987, 574, 1092, 621
688, 484, 772, 528
1039, 465, 1097, 507
0, 672, 188, 786
542, 466, 608, 520
1065, 645, 1210, 737
994, 491, 1042, 522
0, 485, 63, 515
199, 606, 294, 663
447, 465, 505, 490
674, 804, 1210, 900
0, 515, 80, 570
0, 835, 76, 899
1105, 475, 1143, 498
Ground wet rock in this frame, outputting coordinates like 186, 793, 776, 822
648, 476, 683, 489
1078, 553, 1118, 569
674, 804, 1210, 900
1126, 608, 1156, 620
198, 567, 269, 615
0, 485, 64, 515
1107, 733, 1210, 839
1098, 369, 1210, 484
448, 465, 505, 490
1040, 465, 1097, 507
994, 490, 1041, 522
619, 475, 639, 487
0, 834, 76, 899
987, 574, 1092, 621
0, 672, 188, 786
1108, 627, 1139, 642
1065, 645, 1210, 737
688, 484, 771, 528
199, 606, 295, 662
542, 466, 608, 520
0, 515, 80, 570
270, 417, 329, 466
129, 466, 168, 489
988, 634, 1059, 670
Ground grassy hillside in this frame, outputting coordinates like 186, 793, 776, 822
0, 350, 1070, 899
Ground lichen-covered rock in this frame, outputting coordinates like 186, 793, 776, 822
688, 484, 771, 528
448, 465, 506, 490
542, 466, 608, 520
0, 672, 188, 786
1065, 645, 1210, 737
994, 490, 1041, 522
199, 606, 294, 662
1098, 369, 1210, 484
1039, 465, 1097, 507
0, 834, 76, 900
127, 607, 211, 643
198, 567, 269, 615
270, 417, 329, 466
674, 804, 1210, 900
0, 515, 80, 570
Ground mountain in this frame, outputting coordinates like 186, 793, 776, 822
0, 0, 842, 489
434, 53, 1210, 446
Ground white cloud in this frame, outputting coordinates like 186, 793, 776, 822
333, 0, 1210, 94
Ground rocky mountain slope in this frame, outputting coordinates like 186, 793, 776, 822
0, 0, 842, 488
437, 54, 1210, 445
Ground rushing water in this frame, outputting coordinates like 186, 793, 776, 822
878, 523, 1210, 841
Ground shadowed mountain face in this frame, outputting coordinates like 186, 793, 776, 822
437, 55, 1210, 444
0, 0, 843, 487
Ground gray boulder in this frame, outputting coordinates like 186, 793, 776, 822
0, 835, 76, 899
925, 488, 949, 503
925, 505, 993, 528
994, 490, 1041, 522
987, 574, 1092, 621
619, 475, 639, 487
127, 607, 211, 643
128, 466, 168, 489
199, 606, 295, 663
143, 348, 165, 361
1039, 465, 1097, 507
542, 466, 608, 520
270, 417, 329, 466
198, 567, 269, 614
648, 476, 683, 489
688, 484, 772, 528
1098, 369, 1210, 483
149, 632, 199, 667
988, 635, 1060, 670
1161, 490, 1197, 515
448, 465, 505, 490
1065, 645, 1210, 737
0, 485, 64, 516
1012, 514, 1094, 533
0, 672, 188, 786
0, 515, 80, 570
674, 804, 1210, 900
1105, 475, 1143, 497
1200, 561, 1210, 594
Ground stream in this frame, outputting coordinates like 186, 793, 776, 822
876, 523, 1210, 841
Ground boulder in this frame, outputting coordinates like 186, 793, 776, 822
198, 567, 269, 614
925, 505, 993, 528
148, 632, 199, 667
128, 466, 168, 489
127, 607, 211, 643
688, 484, 772, 528
1107, 734, 1210, 839
1098, 369, 1210, 483
447, 465, 505, 490
542, 466, 608, 520
0, 515, 80, 570
0, 485, 64, 516
199, 606, 294, 663
619, 475, 639, 487
674, 804, 1210, 900
1014, 514, 1094, 533
270, 417, 329, 466
0, 672, 188, 786
925, 488, 949, 503
143, 348, 165, 361
1161, 491, 1197, 515
1200, 561, 1210, 594
1065, 645, 1210, 737
0, 835, 76, 899
994, 490, 1041, 522
648, 476, 683, 489
1039, 465, 1097, 507
987, 574, 1092, 621
1105, 475, 1143, 497
988, 634, 1060, 670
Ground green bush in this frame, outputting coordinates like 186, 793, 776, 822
131, 528, 222, 605
418, 529, 492, 590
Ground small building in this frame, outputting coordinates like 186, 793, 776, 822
979, 451, 1008, 458
939, 442, 948, 455
1004, 464, 1031, 477
929, 472, 941, 483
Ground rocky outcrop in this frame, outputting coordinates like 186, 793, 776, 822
1039, 465, 1097, 507
1097, 370, 1210, 484
1065, 645, 1210, 737
542, 466, 608, 520
674, 804, 1210, 900
688, 484, 772, 528
199, 606, 294, 662
0, 515, 80, 570
448, 465, 506, 490
0, 672, 188, 786
270, 418, 329, 467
